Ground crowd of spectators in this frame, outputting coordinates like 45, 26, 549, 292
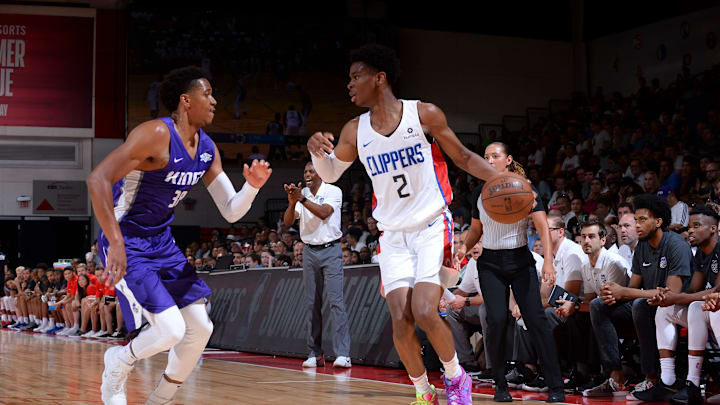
4, 48, 720, 401
2, 257, 124, 338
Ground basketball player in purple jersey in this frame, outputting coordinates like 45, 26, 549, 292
88, 67, 271, 405
307, 44, 501, 405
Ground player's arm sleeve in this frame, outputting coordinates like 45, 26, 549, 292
311, 151, 353, 183
206, 171, 259, 223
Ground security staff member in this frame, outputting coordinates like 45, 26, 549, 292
283, 162, 351, 368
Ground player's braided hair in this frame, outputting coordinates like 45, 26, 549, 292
488, 142, 526, 178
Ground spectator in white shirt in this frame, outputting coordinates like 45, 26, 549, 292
561, 142, 580, 172
624, 159, 645, 188
548, 177, 569, 207
657, 186, 689, 230
591, 121, 611, 156
617, 213, 639, 277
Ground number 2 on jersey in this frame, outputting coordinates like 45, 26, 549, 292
169, 190, 188, 208
393, 174, 411, 198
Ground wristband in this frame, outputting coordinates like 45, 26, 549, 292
465, 297, 471, 307
300, 196, 307, 204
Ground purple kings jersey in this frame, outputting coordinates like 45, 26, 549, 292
110, 117, 215, 237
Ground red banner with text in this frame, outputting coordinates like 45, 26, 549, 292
0, 14, 93, 128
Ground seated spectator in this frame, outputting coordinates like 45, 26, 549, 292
643, 170, 660, 194
442, 241, 490, 376
659, 158, 681, 191
646, 204, 720, 403
346, 228, 366, 252
292, 242, 304, 268
341, 248, 352, 265
584, 194, 691, 399
657, 186, 689, 230
260, 250, 275, 268
244, 253, 261, 269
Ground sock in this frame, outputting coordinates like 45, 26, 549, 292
660, 357, 676, 386
23, 316, 29, 323
410, 371, 432, 395
29, 315, 35, 322
118, 343, 138, 366
687, 355, 703, 386
73, 323, 79, 329
146, 375, 182, 404
442, 353, 462, 380
2, 314, 6, 322
48, 319, 55, 328
12, 315, 17, 321
57, 323, 64, 328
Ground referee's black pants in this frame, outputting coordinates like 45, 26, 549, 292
477, 247, 563, 391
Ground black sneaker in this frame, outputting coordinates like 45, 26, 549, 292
460, 361, 483, 374
506, 368, 533, 389
20, 322, 38, 331
546, 389, 566, 403
474, 369, 495, 383
631, 381, 678, 402
671, 380, 703, 405
522, 374, 549, 392
563, 369, 586, 394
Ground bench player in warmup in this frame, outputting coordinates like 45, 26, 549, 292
88, 67, 271, 405
307, 44, 499, 405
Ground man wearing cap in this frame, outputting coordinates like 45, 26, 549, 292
658, 186, 689, 231
283, 162, 351, 369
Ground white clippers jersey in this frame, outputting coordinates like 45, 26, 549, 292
357, 100, 452, 231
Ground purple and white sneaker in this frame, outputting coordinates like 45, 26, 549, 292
442, 367, 472, 405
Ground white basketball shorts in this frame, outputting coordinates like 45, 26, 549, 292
378, 209, 454, 295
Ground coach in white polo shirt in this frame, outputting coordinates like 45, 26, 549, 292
283, 162, 351, 369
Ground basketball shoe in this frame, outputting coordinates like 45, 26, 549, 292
443, 367, 472, 405
411, 385, 440, 405
101, 345, 134, 405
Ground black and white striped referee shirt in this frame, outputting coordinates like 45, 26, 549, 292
470, 184, 545, 250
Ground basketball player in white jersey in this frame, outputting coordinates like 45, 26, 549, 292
307, 44, 499, 405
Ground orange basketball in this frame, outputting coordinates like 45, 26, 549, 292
481, 172, 534, 224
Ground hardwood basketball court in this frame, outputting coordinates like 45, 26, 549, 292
3, 329, 716, 404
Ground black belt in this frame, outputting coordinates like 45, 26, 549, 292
307, 239, 340, 249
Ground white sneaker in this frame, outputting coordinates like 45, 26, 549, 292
81, 330, 96, 338
33, 321, 48, 332
57, 326, 73, 336
38, 323, 54, 333
101, 345, 134, 405
333, 356, 352, 368
93, 330, 109, 338
302, 355, 324, 368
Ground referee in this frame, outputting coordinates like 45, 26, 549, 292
283, 162, 351, 368
459, 142, 564, 402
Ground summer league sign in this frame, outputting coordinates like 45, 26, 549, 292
199, 266, 401, 367
33, 180, 88, 215
0, 13, 93, 127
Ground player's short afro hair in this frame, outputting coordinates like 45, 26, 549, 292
349, 44, 400, 86
633, 194, 672, 231
159, 66, 206, 112
690, 204, 720, 223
